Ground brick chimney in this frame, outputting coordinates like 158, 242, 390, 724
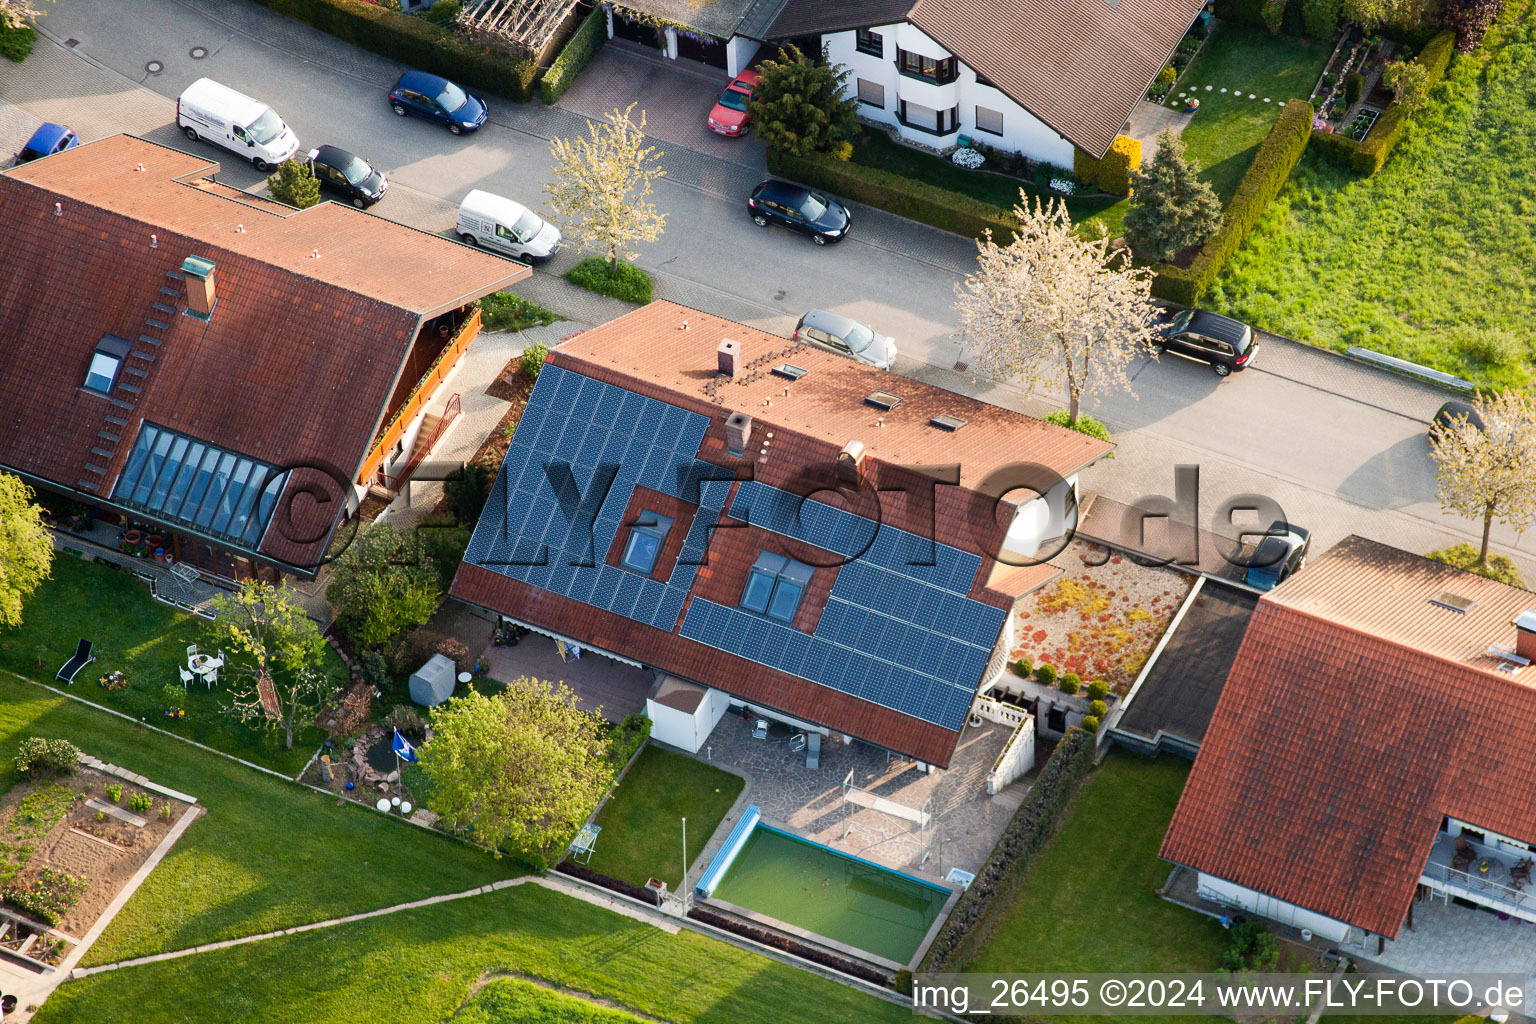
836, 440, 866, 485
181, 255, 217, 320
1516, 610, 1536, 662
717, 338, 740, 377
725, 412, 752, 454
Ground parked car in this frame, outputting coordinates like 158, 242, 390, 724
706, 69, 761, 137
456, 189, 562, 264
306, 146, 388, 208
1154, 308, 1257, 377
176, 78, 299, 172
794, 309, 896, 370
13, 123, 78, 166
1430, 400, 1486, 440
747, 180, 850, 245
1245, 520, 1311, 591
388, 70, 487, 135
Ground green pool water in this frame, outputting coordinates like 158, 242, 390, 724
710, 826, 950, 964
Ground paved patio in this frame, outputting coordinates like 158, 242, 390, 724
686, 711, 1033, 886
1355, 898, 1536, 1011
1123, 98, 1192, 157
482, 629, 653, 724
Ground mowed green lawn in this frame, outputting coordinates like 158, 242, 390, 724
1210, 8, 1536, 388
39, 875, 909, 1024
450, 978, 647, 1023
0, 672, 515, 965
585, 746, 744, 890
1174, 27, 1333, 202
960, 753, 1225, 1024
0, 555, 339, 773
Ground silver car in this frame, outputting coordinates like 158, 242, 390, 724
793, 309, 896, 370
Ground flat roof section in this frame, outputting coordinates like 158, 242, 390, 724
1115, 581, 1257, 748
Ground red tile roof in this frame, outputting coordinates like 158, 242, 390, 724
0, 135, 527, 572
1160, 536, 1536, 939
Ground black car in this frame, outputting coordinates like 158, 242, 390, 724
1430, 400, 1486, 440
306, 146, 388, 208
1244, 520, 1311, 592
1155, 308, 1257, 377
747, 180, 850, 245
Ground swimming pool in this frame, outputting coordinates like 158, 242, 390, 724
701, 817, 951, 965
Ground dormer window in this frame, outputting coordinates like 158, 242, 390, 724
620, 510, 673, 575
84, 334, 132, 395
741, 551, 814, 623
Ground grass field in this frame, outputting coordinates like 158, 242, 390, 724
450, 978, 647, 1023
584, 746, 743, 889
0, 672, 515, 965
1209, 7, 1536, 388
1173, 27, 1333, 202
0, 555, 340, 773
960, 753, 1225, 1024
38, 879, 909, 1024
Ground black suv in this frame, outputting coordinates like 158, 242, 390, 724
306, 146, 388, 208
1155, 309, 1257, 377
747, 180, 850, 245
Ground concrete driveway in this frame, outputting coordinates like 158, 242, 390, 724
3, 0, 1529, 575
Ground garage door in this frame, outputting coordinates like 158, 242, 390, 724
675, 31, 727, 68
612, 10, 664, 49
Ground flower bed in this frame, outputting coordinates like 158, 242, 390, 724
4, 867, 86, 925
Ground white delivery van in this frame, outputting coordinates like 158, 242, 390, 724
177, 78, 300, 172
456, 189, 562, 264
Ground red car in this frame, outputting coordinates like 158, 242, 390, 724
707, 70, 761, 137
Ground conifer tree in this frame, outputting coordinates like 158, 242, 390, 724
1123, 128, 1221, 262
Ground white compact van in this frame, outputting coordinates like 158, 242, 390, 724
456, 189, 562, 264
177, 78, 300, 171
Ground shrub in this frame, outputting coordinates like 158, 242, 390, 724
1442, 0, 1505, 51
1345, 71, 1365, 106
921, 728, 1097, 971
564, 258, 653, 304
1309, 32, 1455, 175
1086, 680, 1109, 701
1426, 544, 1524, 587
411, 631, 471, 674
1156, 66, 1178, 88
444, 462, 492, 526
244, 0, 538, 102
4, 868, 87, 925
1214, 0, 1271, 26
606, 712, 651, 768
1262, 0, 1287, 31
1012, 656, 1033, 677
1059, 672, 1082, 695
1089, 698, 1109, 717
418, 516, 471, 588
1034, 663, 1057, 686
1222, 918, 1280, 971
129, 792, 153, 814
539, 6, 607, 105
520, 342, 549, 381
1301, 0, 1342, 36
266, 159, 321, 209
1072, 135, 1140, 197
767, 148, 1020, 244
15, 738, 78, 779
1043, 410, 1113, 444
0, 21, 35, 62
1081, 714, 1100, 733
478, 292, 558, 333
382, 705, 426, 734
750, 44, 860, 158
106, 783, 123, 804
425, 0, 461, 25
1151, 99, 1313, 305
361, 651, 389, 692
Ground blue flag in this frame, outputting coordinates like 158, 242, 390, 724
391, 728, 418, 763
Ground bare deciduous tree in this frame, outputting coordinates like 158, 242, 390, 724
1430, 389, 1536, 565
1, 0, 52, 31
544, 103, 667, 273
954, 195, 1159, 423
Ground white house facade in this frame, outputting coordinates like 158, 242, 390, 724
825, 22, 1075, 168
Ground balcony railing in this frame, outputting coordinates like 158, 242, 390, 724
1429, 863, 1532, 911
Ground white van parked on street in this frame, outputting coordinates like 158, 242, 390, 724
176, 78, 299, 172
456, 189, 561, 264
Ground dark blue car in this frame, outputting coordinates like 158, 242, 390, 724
14, 123, 78, 165
387, 70, 487, 136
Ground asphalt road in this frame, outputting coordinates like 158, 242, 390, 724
4, 0, 1530, 573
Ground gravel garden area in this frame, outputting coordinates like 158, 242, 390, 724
1009, 541, 1192, 695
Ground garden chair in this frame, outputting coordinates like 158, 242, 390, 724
186, 644, 199, 663
569, 824, 600, 865
55, 639, 95, 684
179, 667, 194, 689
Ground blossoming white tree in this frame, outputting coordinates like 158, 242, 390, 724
544, 103, 667, 274
1430, 389, 1536, 565
1, 0, 51, 30
954, 195, 1159, 424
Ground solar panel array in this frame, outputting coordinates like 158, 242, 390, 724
464, 365, 726, 632
464, 365, 1008, 734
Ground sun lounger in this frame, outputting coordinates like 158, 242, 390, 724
56, 639, 95, 684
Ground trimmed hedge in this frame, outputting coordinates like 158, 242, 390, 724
247, 0, 538, 102
920, 726, 1098, 971
1150, 98, 1313, 305
1072, 135, 1141, 197
539, 6, 606, 105
767, 148, 1020, 244
1310, 31, 1455, 175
